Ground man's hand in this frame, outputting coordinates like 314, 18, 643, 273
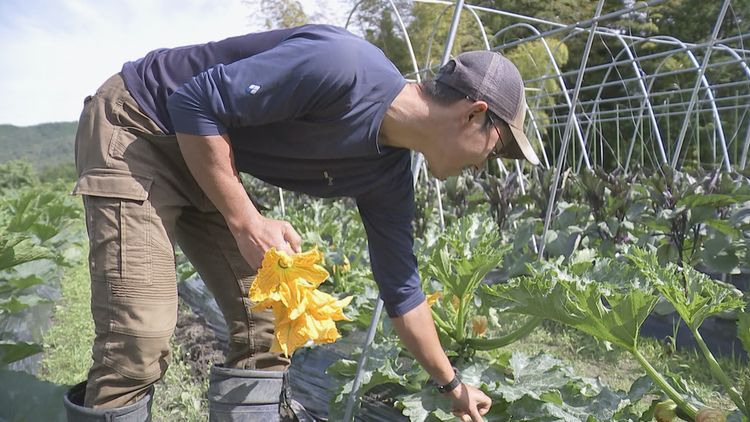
446, 383, 492, 422
176, 132, 302, 269
391, 302, 493, 421
233, 215, 302, 269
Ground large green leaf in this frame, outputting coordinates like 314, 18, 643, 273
730, 204, 750, 228
458, 360, 509, 393
0, 341, 43, 366
501, 396, 596, 422
629, 249, 745, 329
326, 358, 357, 378
493, 353, 632, 422
327, 341, 410, 419
396, 353, 635, 422
543, 228, 582, 259
494, 353, 580, 403
0, 234, 55, 272
703, 219, 741, 238
656, 241, 680, 266
0, 294, 49, 315
701, 250, 740, 275
0, 275, 44, 295
0, 369, 69, 422
397, 389, 453, 422
481, 263, 658, 352
30, 222, 63, 243
426, 241, 505, 300
4, 194, 42, 232
677, 193, 750, 209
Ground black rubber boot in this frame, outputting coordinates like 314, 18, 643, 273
63, 381, 153, 422
208, 365, 315, 422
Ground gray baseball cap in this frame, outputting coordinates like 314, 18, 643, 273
435, 51, 540, 165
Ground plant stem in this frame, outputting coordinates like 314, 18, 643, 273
431, 312, 453, 337
632, 348, 698, 420
690, 325, 746, 414
466, 317, 542, 350
456, 296, 467, 342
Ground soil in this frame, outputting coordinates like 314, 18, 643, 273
173, 303, 227, 382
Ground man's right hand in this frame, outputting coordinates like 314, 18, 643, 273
175, 132, 302, 270
232, 215, 302, 269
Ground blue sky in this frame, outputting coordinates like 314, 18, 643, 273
0, 0, 348, 126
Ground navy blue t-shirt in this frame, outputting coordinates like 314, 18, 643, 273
121, 24, 423, 317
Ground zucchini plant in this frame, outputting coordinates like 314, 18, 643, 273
481, 248, 749, 420
421, 214, 540, 358
629, 248, 748, 419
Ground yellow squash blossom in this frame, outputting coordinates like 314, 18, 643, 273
268, 302, 311, 357
277, 277, 315, 321
472, 315, 488, 337
451, 294, 461, 309
309, 317, 341, 344
251, 248, 352, 357
249, 248, 328, 303
308, 289, 352, 321
426, 291, 442, 307
331, 255, 351, 275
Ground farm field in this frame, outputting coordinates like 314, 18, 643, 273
2, 0, 750, 421
1, 160, 748, 421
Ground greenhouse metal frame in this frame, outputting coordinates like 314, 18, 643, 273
333, 0, 750, 418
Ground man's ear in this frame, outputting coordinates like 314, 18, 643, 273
467, 100, 488, 122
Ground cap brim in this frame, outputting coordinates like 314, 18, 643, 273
498, 123, 540, 165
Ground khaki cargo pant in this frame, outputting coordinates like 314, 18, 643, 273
73, 73, 290, 409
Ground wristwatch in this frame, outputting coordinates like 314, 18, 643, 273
436, 367, 462, 394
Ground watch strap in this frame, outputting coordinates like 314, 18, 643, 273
436, 368, 461, 394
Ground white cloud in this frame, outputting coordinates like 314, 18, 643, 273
0, 0, 352, 126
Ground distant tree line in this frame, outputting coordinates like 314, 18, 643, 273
0, 122, 77, 176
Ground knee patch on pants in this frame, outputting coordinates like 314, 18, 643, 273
96, 328, 173, 382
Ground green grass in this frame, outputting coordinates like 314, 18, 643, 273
39, 258, 208, 420
502, 319, 749, 413
152, 343, 208, 421
39, 263, 94, 385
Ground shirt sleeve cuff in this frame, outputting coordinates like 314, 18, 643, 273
383, 290, 426, 318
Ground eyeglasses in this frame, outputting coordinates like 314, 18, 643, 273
486, 113, 507, 160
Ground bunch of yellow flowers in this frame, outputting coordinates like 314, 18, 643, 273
249, 248, 353, 357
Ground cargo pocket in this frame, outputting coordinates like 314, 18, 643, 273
73, 168, 152, 201
74, 168, 153, 286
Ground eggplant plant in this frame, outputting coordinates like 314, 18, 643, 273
443, 172, 488, 220
638, 167, 750, 273
480, 170, 520, 231
573, 168, 641, 256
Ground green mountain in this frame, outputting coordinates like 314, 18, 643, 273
0, 122, 78, 170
